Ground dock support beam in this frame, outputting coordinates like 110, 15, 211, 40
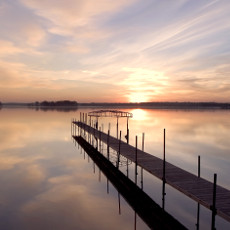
196, 156, 201, 229
126, 117, 129, 144
116, 131, 122, 168
116, 117, 119, 139
127, 158, 129, 178
135, 135, 138, 185
162, 128, 166, 211
211, 173, 217, 230
141, 132, 145, 190
107, 129, 110, 160
196, 203, 200, 230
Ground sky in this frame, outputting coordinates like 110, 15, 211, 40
0, 0, 230, 103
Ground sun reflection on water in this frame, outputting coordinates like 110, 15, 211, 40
130, 109, 147, 121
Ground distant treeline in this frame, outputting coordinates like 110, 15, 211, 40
78, 102, 230, 109
29, 100, 78, 107
1, 101, 230, 110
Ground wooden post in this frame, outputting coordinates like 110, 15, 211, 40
73, 118, 74, 136
141, 132, 145, 190
99, 127, 101, 152
71, 118, 72, 135
134, 211, 137, 230
80, 113, 82, 137
88, 123, 90, 142
116, 117, 119, 139
127, 158, 129, 177
85, 113, 87, 124
135, 135, 138, 185
198, 155, 200, 178
73, 118, 75, 136
72, 118, 73, 136
162, 128, 166, 210
101, 124, 104, 154
163, 129, 166, 178
96, 117, 98, 130
117, 131, 121, 168
84, 114, 86, 137
211, 173, 217, 230
89, 116, 92, 144
107, 129, 110, 160
78, 119, 79, 136
126, 117, 129, 144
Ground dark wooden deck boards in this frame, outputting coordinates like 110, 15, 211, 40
73, 121, 230, 222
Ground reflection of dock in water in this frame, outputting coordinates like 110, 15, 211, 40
72, 114, 230, 229
73, 135, 186, 229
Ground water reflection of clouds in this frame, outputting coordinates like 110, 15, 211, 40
1, 108, 230, 229
0, 110, 139, 229
0, 142, 135, 230
19, 183, 132, 230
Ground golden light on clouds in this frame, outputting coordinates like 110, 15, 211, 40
128, 92, 149, 103
120, 67, 168, 102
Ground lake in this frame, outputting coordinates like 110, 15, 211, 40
0, 107, 230, 229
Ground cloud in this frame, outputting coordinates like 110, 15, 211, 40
19, 0, 136, 33
0, 40, 23, 56
1, 0, 230, 102
0, 1, 46, 48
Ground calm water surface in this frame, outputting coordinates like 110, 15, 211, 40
0, 107, 230, 229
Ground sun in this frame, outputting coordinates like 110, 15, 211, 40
128, 92, 149, 103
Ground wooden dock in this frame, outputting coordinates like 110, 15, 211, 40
73, 121, 230, 223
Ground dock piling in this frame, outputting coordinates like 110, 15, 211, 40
196, 203, 200, 230
117, 117, 119, 138
135, 135, 138, 185
211, 173, 217, 230
107, 129, 110, 160
141, 133, 145, 190
162, 128, 166, 210
127, 117, 129, 144
116, 131, 122, 168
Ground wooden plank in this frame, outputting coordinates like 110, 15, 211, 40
74, 121, 230, 223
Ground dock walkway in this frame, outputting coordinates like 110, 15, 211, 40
73, 121, 230, 222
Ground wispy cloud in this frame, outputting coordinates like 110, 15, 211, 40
1, 0, 230, 102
